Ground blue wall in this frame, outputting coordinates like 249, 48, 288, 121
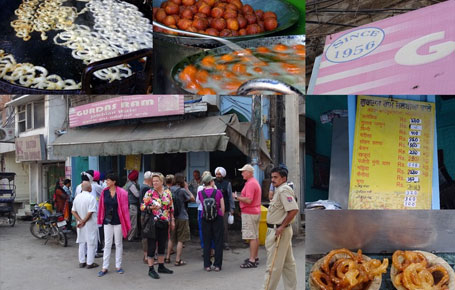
436, 97, 455, 178
220, 96, 270, 140
305, 96, 348, 202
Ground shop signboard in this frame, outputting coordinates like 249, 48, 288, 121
125, 155, 141, 171
15, 134, 46, 162
349, 96, 435, 209
313, 1, 455, 94
69, 95, 184, 127
65, 166, 72, 179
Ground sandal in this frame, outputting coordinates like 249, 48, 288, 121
240, 260, 257, 269
175, 260, 187, 266
164, 258, 171, 264
244, 257, 259, 265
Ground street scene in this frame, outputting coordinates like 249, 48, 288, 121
0, 95, 304, 290
0, 220, 304, 290
306, 0, 454, 94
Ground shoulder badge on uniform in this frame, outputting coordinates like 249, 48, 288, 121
287, 196, 293, 202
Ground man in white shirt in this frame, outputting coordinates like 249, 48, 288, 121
75, 170, 104, 256
72, 181, 99, 269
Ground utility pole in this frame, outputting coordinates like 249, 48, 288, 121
250, 95, 262, 180
285, 95, 301, 235
270, 96, 284, 166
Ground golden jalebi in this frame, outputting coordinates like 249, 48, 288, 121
311, 249, 388, 290
391, 250, 450, 290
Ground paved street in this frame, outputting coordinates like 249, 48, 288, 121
0, 221, 304, 290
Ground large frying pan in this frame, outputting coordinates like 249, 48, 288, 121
153, 0, 300, 48
0, 0, 153, 94
170, 35, 305, 95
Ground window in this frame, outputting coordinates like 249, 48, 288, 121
26, 103, 32, 130
18, 101, 45, 133
34, 101, 45, 128
18, 105, 26, 133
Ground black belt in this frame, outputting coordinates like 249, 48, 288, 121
267, 223, 290, 229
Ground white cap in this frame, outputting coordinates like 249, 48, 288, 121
238, 164, 254, 172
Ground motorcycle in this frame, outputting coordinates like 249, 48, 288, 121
30, 202, 68, 247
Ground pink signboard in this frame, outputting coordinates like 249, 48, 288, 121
313, 1, 455, 95
65, 166, 72, 179
69, 95, 184, 127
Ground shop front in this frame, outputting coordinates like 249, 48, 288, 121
15, 134, 67, 204
52, 113, 271, 234
52, 113, 271, 188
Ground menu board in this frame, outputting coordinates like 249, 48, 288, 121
348, 96, 435, 209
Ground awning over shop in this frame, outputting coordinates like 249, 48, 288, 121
51, 114, 271, 167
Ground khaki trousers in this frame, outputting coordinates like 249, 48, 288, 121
263, 226, 297, 290
128, 205, 138, 241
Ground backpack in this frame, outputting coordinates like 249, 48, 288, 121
201, 189, 218, 222
172, 188, 183, 218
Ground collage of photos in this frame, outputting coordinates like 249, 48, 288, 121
0, 1, 454, 290
304, 1, 455, 290
0, 0, 305, 95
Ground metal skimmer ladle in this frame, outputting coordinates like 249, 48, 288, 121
237, 79, 304, 96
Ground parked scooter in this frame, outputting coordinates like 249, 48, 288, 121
30, 201, 68, 247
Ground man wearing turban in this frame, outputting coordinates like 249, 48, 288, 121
214, 167, 235, 250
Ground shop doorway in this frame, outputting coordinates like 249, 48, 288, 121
43, 163, 65, 201
210, 143, 248, 192
99, 156, 127, 186
143, 153, 187, 176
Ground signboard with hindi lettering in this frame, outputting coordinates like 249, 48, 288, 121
69, 95, 184, 128
15, 135, 46, 162
348, 96, 435, 209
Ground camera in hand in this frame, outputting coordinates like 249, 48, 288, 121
105, 207, 114, 224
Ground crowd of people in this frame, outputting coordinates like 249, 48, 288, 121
54, 164, 299, 290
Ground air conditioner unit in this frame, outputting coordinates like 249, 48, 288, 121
0, 127, 14, 142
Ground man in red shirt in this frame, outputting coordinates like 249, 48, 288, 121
234, 164, 262, 269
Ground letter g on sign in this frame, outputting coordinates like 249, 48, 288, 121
395, 31, 455, 65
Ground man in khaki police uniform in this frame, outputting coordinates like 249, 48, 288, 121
263, 166, 299, 290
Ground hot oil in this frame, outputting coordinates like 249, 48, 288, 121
179, 45, 305, 95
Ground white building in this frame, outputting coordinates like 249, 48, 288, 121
0, 96, 29, 215
6, 96, 71, 212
